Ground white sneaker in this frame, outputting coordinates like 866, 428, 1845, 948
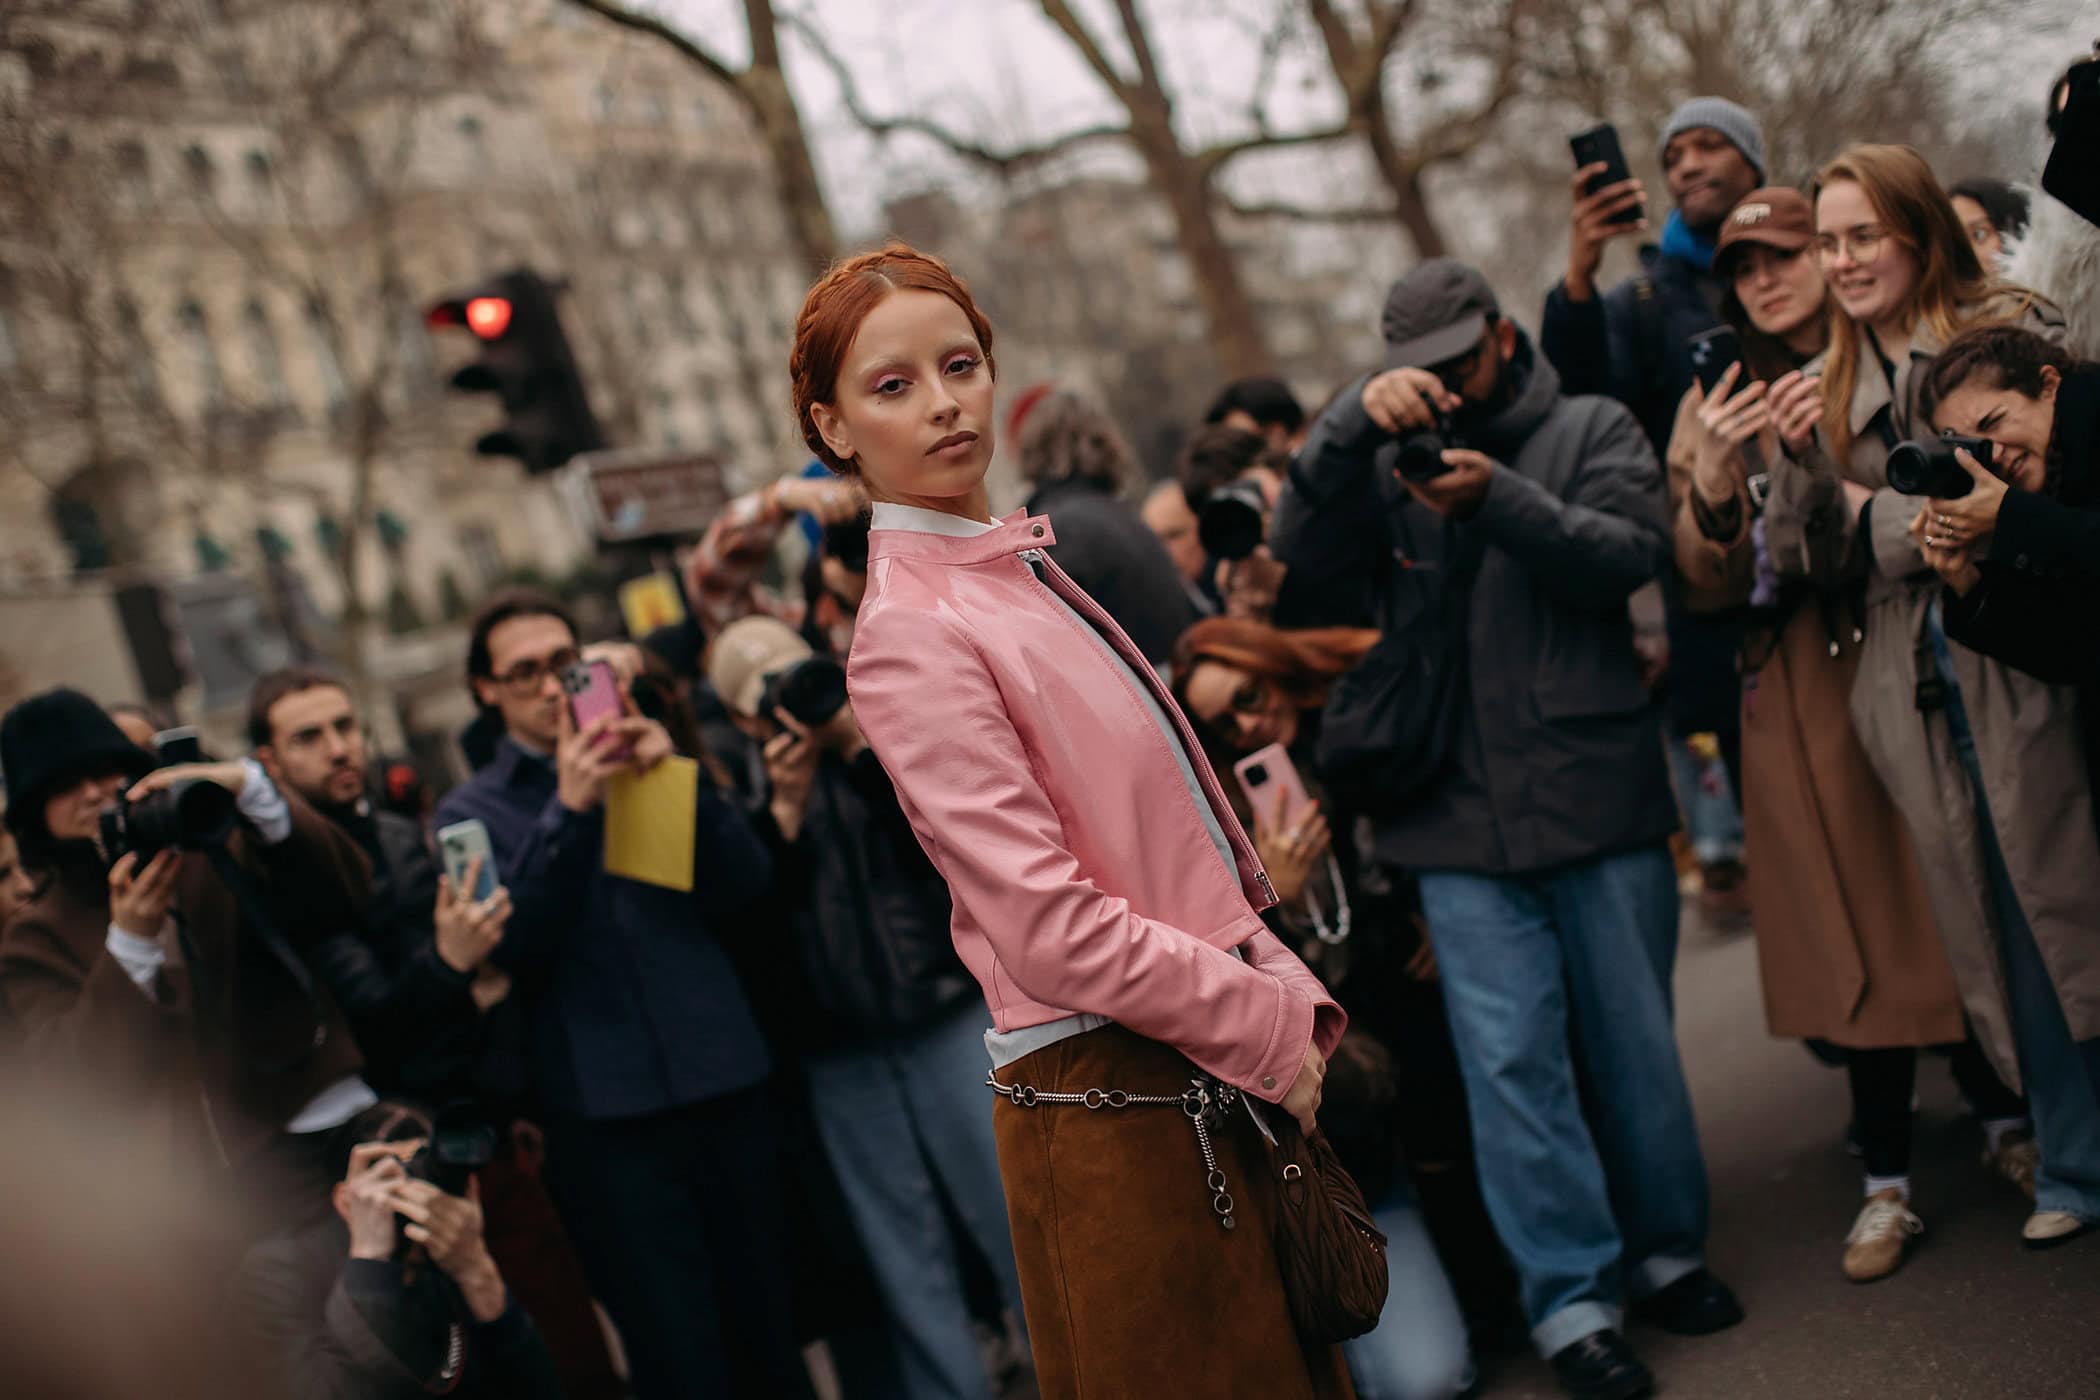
2022, 1209, 2095, 1250
1843, 1189, 1923, 1282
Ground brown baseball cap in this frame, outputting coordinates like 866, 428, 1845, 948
1714, 188, 1814, 268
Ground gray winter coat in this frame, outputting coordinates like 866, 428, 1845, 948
1762, 301, 2100, 1091
1272, 335, 1678, 875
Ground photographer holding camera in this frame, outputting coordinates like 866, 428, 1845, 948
708, 614, 1026, 1400
1274, 259, 1736, 1400
236, 1102, 561, 1399
0, 688, 374, 1215
433, 590, 804, 1399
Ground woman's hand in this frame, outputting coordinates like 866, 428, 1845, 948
108, 848, 182, 937
433, 864, 510, 975
342, 1141, 418, 1261
1766, 370, 1823, 458
1252, 787, 1330, 907
1279, 1043, 1326, 1137
125, 760, 250, 805
1687, 365, 1771, 505
1911, 507, 1984, 596
1924, 447, 2007, 549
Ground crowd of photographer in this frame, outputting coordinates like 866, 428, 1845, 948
2, 36, 2097, 1400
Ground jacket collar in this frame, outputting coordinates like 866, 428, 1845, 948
868, 508, 1058, 565
2054, 364, 2100, 505
1465, 330, 1560, 456
493, 736, 555, 789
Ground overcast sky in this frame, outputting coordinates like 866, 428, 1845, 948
650, 0, 2091, 237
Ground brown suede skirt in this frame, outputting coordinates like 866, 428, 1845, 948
992, 1023, 1355, 1399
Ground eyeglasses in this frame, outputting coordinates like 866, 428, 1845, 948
1426, 322, 1496, 391
489, 648, 579, 695
1813, 227, 1890, 263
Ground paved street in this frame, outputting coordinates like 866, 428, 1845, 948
1473, 909, 2100, 1400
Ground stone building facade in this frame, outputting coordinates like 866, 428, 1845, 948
0, 0, 811, 764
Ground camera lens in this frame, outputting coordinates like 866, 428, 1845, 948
1885, 440, 1972, 499
104, 778, 237, 860
1244, 764, 1268, 786
766, 655, 849, 728
1198, 480, 1268, 562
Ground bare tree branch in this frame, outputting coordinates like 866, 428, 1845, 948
782, 12, 1129, 174
561, 0, 741, 88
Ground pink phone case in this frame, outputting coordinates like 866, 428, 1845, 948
565, 659, 629, 751
1234, 743, 1312, 831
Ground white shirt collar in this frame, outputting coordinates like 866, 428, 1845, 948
869, 502, 1001, 538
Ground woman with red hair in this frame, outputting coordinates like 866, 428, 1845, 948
1172, 617, 1509, 1400
803, 244, 1352, 1396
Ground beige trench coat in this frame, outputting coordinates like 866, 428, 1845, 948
1668, 392, 1966, 1049
1761, 303, 2100, 1090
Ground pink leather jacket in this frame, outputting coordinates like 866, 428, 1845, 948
847, 510, 1345, 1105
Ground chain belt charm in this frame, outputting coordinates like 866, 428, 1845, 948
989, 1071, 1240, 1230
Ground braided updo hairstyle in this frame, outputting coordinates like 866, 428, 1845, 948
789, 242, 997, 477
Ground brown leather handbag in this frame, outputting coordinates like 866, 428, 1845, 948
1269, 1121, 1390, 1343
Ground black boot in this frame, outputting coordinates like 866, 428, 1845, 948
1633, 1267, 1745, 1335
1549, 1329, 1655, 1400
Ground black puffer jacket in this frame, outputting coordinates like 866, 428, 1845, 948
740, 745, 976, 1051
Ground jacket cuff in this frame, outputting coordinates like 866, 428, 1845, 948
1247, 980, 1318, 1105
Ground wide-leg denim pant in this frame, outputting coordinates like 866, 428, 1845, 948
1418, 844, 1711, 1357
805, 999, 1027, 1400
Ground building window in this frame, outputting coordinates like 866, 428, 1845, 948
246, 149, 272, 189
177, 299, 224, 405
305, 296, 348, 410
457, 113, 484, 140
243, 300, 289, 407
114, 140, 150, 200
183, 143, 216, 194
458, 523, 504, 586
115, 297, 159, 402
664, 272, 699, 342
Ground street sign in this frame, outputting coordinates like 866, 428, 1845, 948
562, 447, 732, 543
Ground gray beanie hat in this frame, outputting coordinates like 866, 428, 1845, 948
1659, 97, 1765, 182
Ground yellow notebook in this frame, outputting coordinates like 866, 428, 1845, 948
603, 756, 697, 892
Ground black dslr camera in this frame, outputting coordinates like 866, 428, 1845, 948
1395, 409, 1462, 483
98, 778, 238, 861
394, 1101, 500, 1261
760, 654, 848, 728
1885, 433, 1993, 498
1198, 479, 1270, 562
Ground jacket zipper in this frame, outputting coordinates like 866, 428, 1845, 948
1019, 548, 1278, 909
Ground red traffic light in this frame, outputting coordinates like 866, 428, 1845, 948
464, 296, 512, 339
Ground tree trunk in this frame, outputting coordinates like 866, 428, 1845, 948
1365, 110, 1448, 259
743, 0, 838, 274
1129, 101, 1271, 378
1369, 116, 1453, 259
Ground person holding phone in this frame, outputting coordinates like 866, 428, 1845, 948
1543, 98, 1770, 920
432, 590, 803, 1399
1275, 256, 1737, 1400
247, 668, 502, 1104
1171, 615, 1515, 1400
1668, 189, 2036, 1283
1763, 143, 2100, 1256
814, 244, 1350, 1397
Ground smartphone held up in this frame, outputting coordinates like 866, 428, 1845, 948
1570, 123, 1643, 227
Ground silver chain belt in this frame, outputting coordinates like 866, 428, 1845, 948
988, 1070, 1241, 1229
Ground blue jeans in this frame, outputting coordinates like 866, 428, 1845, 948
1417, 845, 1709, 1357
805, 999, 1026, 1400
1341, 1175, 1475, 1400
1664, 730, 1744, 866
1928, 608, 2100, 1220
